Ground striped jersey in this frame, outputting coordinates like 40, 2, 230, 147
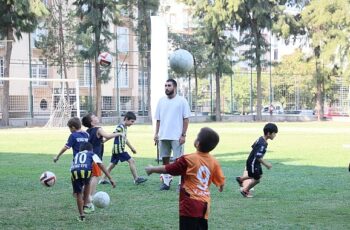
70, 150, 102, 180
112, 123, 126, 154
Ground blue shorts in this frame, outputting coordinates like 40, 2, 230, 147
110, 152, 131, 164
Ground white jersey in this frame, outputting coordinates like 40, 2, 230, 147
155, 95, 191, 140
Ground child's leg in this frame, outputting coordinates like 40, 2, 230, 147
103, 163, 116, 180
75, 192, 84, 217
127, 158, 138, 180
243, 178, 260, 192
90, 176, 99, 196
83, 183, 91, 206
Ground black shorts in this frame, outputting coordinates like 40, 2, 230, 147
71, 177, 91, 194
246, 162, 263, 180
179, 216, 208, 230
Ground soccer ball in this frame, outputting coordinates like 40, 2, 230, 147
93, 191, 110, 208
98, 52, 113, 67
169, 49, 194, 74
40, 171, 56, 187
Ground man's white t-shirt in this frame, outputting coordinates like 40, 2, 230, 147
155, 95, 191, 140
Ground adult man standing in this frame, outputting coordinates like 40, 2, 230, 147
154, 79, 191, 190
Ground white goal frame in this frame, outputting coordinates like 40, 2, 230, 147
1, 77, 80, 118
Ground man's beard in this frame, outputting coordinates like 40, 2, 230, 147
165, 89, 174, 96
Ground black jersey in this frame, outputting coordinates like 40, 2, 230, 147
246, 136, 268, 166
86, 127, 104, 159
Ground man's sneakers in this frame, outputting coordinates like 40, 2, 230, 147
77, 215, 86, 222
160, 183, 170, 191
235, 177, 243, 187
240, 188, 253, 198
134, 177, 147, 185
83, 204, 95, 214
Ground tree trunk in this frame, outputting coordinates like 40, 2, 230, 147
315, 60, 324, 120
193, 57, 198, 116
253, 24, 262, 121
95, 32, 102, 119
215, 71, 221, 121
1, 29, 14, 126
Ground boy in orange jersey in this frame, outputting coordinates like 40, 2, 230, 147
145, 127, 225, 230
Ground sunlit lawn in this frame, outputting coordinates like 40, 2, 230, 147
0, 121, 349, 229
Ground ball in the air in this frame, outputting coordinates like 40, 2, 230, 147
93, 191, 110, 208
169, 49, 194, 74
98, 52, 113, 67
40, 171, 56, 187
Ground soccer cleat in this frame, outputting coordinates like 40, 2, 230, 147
98, 179, 110, 185
160, 183, 170, 191
240, 188, 253, 198
134, 177, 147, 185
235, 177, 243, 187
77, 216, 85, 222
83, 204, 95, 214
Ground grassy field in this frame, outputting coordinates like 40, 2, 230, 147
0, 121, 349, 229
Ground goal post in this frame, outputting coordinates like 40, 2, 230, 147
0, 77, 80, 127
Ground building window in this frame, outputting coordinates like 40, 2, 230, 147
79, 61, 93, 87
40, 99, 48, 110
31, 23, 47, 48
120, 96, 132, 111
102, 96, 113, 110
32, 59, 48, 86
117, 27, 129, 53
117, 63, 129, 88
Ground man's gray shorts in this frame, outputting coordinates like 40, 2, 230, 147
158, 140, 184, 159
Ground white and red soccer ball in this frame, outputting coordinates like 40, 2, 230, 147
40, 171, 56, 187
98, 52, 113, 67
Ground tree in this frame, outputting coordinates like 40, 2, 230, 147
120, 0, 159, 118
73, 0, 121, 118
228, 0, 302, 120
36, 0, 77, 104
300, 0, 350, 120
181, 0, 235, 121
0, 0, 48, 126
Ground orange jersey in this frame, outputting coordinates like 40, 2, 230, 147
165, 151, 225, 219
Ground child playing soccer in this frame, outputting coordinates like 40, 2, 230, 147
145, 127, 225, 230
71, 142, 115, 222
81, 113, 124, 212
53, 117, 89, 162
99, 111, 147, 185
236, 122, 278, 198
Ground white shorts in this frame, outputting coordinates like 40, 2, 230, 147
158, 140, 184, 159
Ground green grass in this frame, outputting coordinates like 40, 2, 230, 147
0, 122, 350, 229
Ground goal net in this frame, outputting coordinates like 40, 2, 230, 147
0, 77, 80, 127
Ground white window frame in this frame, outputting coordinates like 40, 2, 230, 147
79, 62, 92, 87
31, 59, 48, 86
117, 27, 129, 53
117, 63, 129, 88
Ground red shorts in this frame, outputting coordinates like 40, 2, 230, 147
91, 162, 102, 177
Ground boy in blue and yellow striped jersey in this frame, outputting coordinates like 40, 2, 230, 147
71, 142, 115, 222
100, 111, 147, 185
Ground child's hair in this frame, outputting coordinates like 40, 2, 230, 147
82, 113, 93, 128
79, 142, 93, 151
196, 127, 220, 152
124, 111, 137, 121
166, 78, 177, 88
263, 123, 278, 135
67, 117, 82, 130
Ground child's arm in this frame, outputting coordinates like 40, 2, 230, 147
53, 146, 69, 163
97, 162, 116, 188
218, 184, 224, 192
126, 140, 137, 154
259, 158, 272, 169
145, 165, 167, 176
98, 128, 124, 142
